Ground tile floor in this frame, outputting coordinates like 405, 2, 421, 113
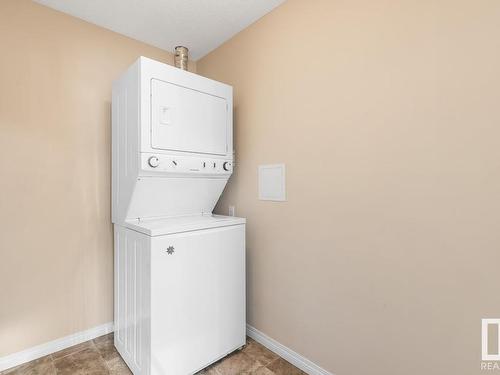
1, 334, 305, 375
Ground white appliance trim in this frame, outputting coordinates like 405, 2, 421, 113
246, 324, 334, 375
0, 322, 114, 372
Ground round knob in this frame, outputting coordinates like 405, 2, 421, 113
223, 162, 231, 171
148, 156, 159, 168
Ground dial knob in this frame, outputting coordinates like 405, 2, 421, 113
223, 162, 231, 171
148, 156, 160, 168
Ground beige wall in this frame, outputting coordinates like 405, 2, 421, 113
0, 0, 195, 357
198, 1, 500, 374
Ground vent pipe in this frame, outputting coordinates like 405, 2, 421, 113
174, 46, 189, 70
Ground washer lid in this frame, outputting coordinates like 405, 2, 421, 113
124, 214, 245, 236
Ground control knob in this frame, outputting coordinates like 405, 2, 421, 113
223, 162, 231, 171
148, 156, 160, 168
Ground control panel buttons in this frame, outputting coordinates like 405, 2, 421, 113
144, 155, 233, 174
148, 156, 160, 168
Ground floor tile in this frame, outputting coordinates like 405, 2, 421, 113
73, 347, 108, 374
106, 356, 132, 375
52, 355, 82, 375
94, 334, 120, 362
2, 336, 304, 375
265, 358, 305, 375
51, 340, 94, 360
214, 351, 263, 375
53, 347, 108, 375
195, 364, 219, 375
93, 333, 113, 344
3, 355, 56, 375
242, 340, 278, 366
252, 366, 275, 375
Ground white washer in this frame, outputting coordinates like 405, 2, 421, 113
115, 215, 245, 375
112, 57, 245, 375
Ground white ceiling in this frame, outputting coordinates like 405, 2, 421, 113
34, 0, 286, 60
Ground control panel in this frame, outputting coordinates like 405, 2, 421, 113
141, 153, 233, 175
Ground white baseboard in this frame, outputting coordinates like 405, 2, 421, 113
246, 324, 334, 375
0, 322, 114, 372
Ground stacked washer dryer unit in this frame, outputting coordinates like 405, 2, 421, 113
112, 57, 246, 375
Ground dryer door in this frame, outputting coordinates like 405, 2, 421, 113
151, 79, 228, 155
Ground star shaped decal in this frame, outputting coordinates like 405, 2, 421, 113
166, 246, 175, 255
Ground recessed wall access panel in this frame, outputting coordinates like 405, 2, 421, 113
151, 79, 228, 155
258, 164, 286, 201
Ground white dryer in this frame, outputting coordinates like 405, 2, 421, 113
112, 57, 245, 375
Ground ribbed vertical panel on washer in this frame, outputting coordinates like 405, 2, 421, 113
114, 226, 151, 375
